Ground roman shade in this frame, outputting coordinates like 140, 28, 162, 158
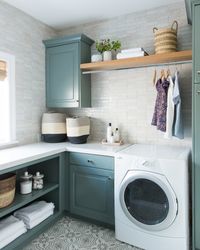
0, 60, 7, 81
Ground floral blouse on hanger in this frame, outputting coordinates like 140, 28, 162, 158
151, 78, 170, 132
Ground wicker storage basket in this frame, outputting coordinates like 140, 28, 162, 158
153, 21, 178, 54
0, 173, 16, 208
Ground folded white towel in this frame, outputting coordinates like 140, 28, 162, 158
24, 209, 54, 229
117, 51, 146, 59
14, 201, 54, 222
0, 215, 26, 242
16, 207, 54, 229
0, 226, 27, 249
121, 47, 144, 53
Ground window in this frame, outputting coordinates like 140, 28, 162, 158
0, 52, 16, 147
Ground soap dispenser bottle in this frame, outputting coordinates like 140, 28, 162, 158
114, 128, 120, 142
106, 123, 112, 143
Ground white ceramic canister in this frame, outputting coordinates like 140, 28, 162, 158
103, 51, 112, 61
20, 171, 33, 194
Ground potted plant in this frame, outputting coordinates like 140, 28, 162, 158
95, 39, 121, 61
96, 39, 112, 61
111, 40, 121, 59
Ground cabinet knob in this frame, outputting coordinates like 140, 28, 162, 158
197, 71, 200, 75
76, 100, 79, 102
197, 91, 200, 95
87, 160, 94, 164
108, 176, 112, 180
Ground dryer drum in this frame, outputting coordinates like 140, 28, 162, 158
124, 178, 169, 225
119, 171, 178, 232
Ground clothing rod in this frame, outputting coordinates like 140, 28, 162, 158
82, 60, 192, 74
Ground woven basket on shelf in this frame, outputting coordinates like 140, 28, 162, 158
0, 173, 16, 208
153, 20, 178, 54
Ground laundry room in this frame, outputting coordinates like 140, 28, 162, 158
0, 0, 198, 250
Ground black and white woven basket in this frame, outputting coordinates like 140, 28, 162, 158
41, 113, 67, 143
66, 117, 90, 144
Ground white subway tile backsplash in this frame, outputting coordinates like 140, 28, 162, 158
59, 2, 192, 146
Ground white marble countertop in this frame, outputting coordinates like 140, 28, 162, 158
0, 141, 130, 172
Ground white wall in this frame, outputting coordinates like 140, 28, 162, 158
0, 1, 57, 145
0, 1, 192, 146
59, 2, 192, 146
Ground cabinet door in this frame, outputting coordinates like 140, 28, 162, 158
70, 164, 114, 225
193, 2, 200, 83
46, 43, 79, 108
194, 85, 200, 249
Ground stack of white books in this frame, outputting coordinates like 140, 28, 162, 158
116, 48, 148, 59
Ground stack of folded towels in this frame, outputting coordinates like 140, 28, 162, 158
116, 47, 148, 59
0, 215, 27, 249
14, 201, 55, 229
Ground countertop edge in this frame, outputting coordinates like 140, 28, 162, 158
0, 142, 130, 172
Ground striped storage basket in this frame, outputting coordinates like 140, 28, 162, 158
153, 20, 178, 54
66, 117, 90, 144
41, 113, 67, 143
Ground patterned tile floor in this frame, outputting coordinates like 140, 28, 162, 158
24, 216, 141, 250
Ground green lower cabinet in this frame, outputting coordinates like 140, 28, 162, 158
69, 153, 114, 225
0, 153, 66, 250
193, 85, 200, 250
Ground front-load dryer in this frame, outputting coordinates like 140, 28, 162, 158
115, 144, 190, 250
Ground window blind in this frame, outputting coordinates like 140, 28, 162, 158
0, 60, 7, 81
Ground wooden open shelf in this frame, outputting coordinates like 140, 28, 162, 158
80, 50, 192, 73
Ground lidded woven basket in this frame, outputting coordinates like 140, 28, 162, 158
153, 20, 178, 54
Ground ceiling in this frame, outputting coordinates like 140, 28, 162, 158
3, 0, 183, 30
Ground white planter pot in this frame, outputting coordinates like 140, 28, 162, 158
91, 54, 102, 62
103, 51, 112, 61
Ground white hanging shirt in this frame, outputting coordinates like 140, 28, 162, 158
164, 76, 174, 139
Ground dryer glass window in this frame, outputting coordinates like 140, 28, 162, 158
124, 178, 169, 225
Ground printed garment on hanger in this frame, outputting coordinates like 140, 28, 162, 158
151, 78, 170, 132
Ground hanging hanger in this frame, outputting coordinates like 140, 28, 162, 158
153, 68, 157, 85
166, 68, 171, 78
161, 69, 165, 81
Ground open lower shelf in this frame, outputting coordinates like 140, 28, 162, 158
80, 50, 192, 73
3, 210, 61, 250
0, 183, 59, 218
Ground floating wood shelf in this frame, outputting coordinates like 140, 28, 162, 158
80, 50, 192, 73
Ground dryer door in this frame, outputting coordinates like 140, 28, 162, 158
119, 171, 178, 231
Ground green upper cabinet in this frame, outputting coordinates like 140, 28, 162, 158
193, 1, 200, 84
43, 34, 94, 108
